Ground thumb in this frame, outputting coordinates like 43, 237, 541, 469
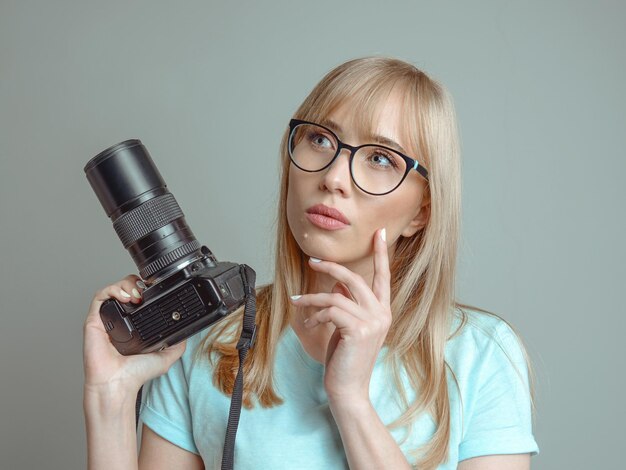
161, 339, 187, 359
152, 339, 187, 373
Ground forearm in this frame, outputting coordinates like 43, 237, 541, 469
329, 399, 412, 470
84, 385, 140, 470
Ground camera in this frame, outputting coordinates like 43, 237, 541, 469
84, 139, 254, 355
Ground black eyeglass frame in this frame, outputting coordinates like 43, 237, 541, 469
288, 118, 429, 196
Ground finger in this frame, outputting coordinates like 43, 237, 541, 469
304, 305, 359, 331
372, 228, 391, 306
290, 292, 364, 319
119, 274, 143, 304
307, 258, 374, 306
85, 278, 139, 328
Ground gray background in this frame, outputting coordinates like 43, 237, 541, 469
1, 0, 623, 468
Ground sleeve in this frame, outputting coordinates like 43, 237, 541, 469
139, 354, 200, 455
458, 321, 540, 461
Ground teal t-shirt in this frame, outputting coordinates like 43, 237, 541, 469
139, 308, 539, 468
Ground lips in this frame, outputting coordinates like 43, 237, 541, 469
305, 204, 350, 225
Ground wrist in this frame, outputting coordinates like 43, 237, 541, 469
328, 395, 372, 418
83, 382, 141, 417
83, 384, 140, 470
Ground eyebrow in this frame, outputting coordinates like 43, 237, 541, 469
319, 118, 409, 155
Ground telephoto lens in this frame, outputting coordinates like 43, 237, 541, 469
84, 139, 203, 285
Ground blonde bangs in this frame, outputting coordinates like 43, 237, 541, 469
293, 65, 439, 187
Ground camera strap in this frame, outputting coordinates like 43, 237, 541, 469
134, 264, 257, 470
221, 263, 257, 470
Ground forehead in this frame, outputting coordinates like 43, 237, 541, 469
322, 89, 410, 154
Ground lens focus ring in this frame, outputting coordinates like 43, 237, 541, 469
113, 194, 183, 248
140, 239, 202, 279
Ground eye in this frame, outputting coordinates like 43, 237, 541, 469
307, 131, 334, 150
366, 149, 401, 170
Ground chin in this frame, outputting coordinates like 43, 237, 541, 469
295, 236, 337, 262
299, 238, 364, 266
288, 219, 366, 265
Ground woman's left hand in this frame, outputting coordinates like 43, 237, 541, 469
289, 228, 391, 406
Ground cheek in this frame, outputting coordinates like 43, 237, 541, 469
286, 177, 306, 237
286, 184, 298, 229
286, 166, 318, 226
363, 196, 418, 236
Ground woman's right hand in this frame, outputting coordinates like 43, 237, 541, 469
83, 274, 187, 396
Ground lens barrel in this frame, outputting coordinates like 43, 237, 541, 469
84, 140, 202, 283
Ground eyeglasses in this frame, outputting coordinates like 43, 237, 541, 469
288, 119, 429, 196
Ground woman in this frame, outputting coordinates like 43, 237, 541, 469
84, 57, 539, 469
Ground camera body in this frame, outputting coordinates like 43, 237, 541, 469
85, 139, 253, 356
101, 247, 246, 355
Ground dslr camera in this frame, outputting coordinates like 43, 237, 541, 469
84, 139, 254, 355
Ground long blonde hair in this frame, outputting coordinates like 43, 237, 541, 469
199, 57, 536, 469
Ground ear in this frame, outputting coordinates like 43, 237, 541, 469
400, 193, 430, 238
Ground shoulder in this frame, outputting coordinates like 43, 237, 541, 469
183, 312, 242, 360
447, 306, 524, 352
176, 326, 217, 377
445, 307, 539, 459
445, 306, 530, 383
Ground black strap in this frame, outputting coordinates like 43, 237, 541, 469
134, 264, 257, 470
136, 385, 143, 429
221, 264, 257, 470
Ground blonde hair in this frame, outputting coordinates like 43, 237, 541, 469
199, 57, 536, 469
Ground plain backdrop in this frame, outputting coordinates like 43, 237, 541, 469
1, 1, 624, 468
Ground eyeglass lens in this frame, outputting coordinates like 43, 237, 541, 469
289, 123, 408, 195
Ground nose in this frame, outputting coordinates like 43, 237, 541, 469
319, 148, 353, 196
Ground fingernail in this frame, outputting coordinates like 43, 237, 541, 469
120, 289, 131, 298
136, 280, 147, 289
132, 288, 141, 299
310, 257, 322, 263
290, 295, 302, 301
381, 228, 386, 242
